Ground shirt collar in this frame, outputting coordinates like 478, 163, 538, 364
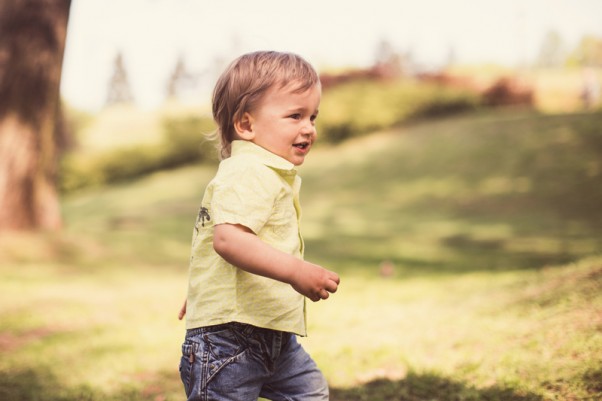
231, 140, 296, 172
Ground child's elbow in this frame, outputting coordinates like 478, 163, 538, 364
213, 230, 229, 257
213, 223, 251, 260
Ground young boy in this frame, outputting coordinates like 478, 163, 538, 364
178, 51, 340, 401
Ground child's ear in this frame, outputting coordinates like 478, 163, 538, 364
234, 112, 255, 140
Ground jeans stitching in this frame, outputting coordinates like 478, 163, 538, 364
201, 345, 209, 401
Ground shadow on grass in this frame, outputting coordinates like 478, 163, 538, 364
0, 369, 92, 401
330, 372, 543, 401
1, 369, 541, 401
304, 236, 576, 278
4, 366, 601, 401
0, 367, 180, 401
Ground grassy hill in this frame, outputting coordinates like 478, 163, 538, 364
1, 110, 601, 401
302, 109, 602, 276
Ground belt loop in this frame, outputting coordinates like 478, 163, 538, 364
242, 323, 255, 337
269, 330, 281, 358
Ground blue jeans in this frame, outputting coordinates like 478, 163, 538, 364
179, 323, 329, 401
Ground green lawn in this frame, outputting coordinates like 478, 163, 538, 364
1, 110, 601, 400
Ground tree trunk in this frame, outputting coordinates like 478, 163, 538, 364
0, 0, 71, 231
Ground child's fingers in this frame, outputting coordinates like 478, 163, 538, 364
309, 293, 321, 302
178, 300, 187, 320
310, 289, 329, 302
325, 276, 339, 293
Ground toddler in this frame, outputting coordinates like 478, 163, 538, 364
178, 50, 340, 401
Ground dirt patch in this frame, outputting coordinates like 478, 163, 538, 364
0, 327, 57, 352
131, 371, 181, 401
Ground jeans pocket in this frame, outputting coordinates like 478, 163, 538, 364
204, 328, 247, 382
179, 341, 198, 397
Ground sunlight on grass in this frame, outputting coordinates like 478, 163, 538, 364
0, 261, 186, 399
303, 259, 602, 397
2, 110, 601, 400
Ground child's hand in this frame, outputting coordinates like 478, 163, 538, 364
178, 299, 187, 320
290, 261, 340, 302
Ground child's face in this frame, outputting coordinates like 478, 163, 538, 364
242, 82, 321, 166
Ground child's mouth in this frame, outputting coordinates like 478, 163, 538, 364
293, 142, 309, 150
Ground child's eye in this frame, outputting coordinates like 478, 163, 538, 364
289, 113, 301, 120
310, 114, 318, 123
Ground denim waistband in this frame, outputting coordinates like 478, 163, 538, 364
186, 322, 282, 339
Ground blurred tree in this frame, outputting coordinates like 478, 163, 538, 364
536, 30, 566, 68
567, 35, 602, 67
0, 0, 71, 231
165, 55, 197, 101
373, 39, 406, 78
445, 45, 457, 69
105, 51, 134, 106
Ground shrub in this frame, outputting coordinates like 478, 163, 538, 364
316, 79, 480, 143
60, 116, 217, 193
161, 116, 218, 168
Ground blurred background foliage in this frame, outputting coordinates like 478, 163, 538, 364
58, 71, 602, 194
57, 30, 602, 193
60, 115, 217, 192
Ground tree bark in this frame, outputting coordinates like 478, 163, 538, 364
0, 0, 71, 231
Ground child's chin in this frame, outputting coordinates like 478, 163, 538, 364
291, 156, 307, 166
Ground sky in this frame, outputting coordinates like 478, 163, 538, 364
60, 0, 602, 112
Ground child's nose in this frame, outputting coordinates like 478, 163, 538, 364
301, 120, 316, 136
301, 126, 316, 140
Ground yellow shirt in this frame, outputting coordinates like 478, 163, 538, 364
186, 140, 307, 335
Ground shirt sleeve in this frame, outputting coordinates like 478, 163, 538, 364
210, 163, 281, 234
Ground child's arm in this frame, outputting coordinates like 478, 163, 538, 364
213, 223, 340, 302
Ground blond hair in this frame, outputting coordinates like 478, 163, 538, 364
211, 51, 320, 159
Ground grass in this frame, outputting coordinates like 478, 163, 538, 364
1, 109, 602, 400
